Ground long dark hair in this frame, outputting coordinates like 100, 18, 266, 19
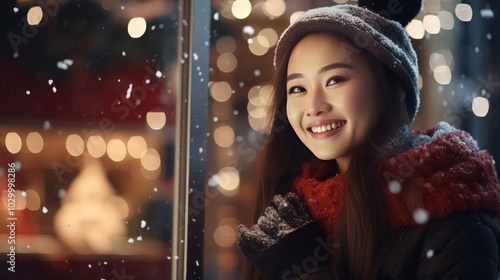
242, 32, 413, 280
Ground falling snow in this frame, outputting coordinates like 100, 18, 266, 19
426, 249, 434, 258
213, 116, 219, 122
122, 51, 126, 56
413, 208, 429, 224
141, 220, 147, 228
21, 191, 27, 197
243, 25, 255, 36
58, 189, 67, 199
155, 70, 162, 78
126, 84, 133, 99
42, 207, 48, 214
480, 8, 494, 19
254, 69, 261, 77
128, 238, 134, 243
57, 59, 74, 70
13, 7, 19, 13
388, 181, 402, 193
52, 87, 57, 93
48, 79, 54, 85
213, 12, 219, 21
43, 120, 51, 130
26, 90, 30, 95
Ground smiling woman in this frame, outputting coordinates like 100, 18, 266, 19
285, 34, 381, 172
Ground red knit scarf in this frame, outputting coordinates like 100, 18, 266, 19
293, 124, 500, 235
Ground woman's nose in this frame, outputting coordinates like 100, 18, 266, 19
306, 92, 332, 116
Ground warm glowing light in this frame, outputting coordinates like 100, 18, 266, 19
423, 15, 441, 34
472, 97, 489, 117
418, 74, 423, 90
263, 0, 286, 18
455, 4, 473, 22
247, 102, 267, 118
140, 148, 161, 171
5, 132, 22, 154
87, 135, 106, 158
406, 20, 425, 39
248, 37, 269, 56
290, 11, 304, 24
128, 17, 147, 38
26, 190, 41, 211
433, 65, 452, 85
54, 158, 128, 254
258, 28, 279, 47
216, 36, 237, 54
217, 53, 237, 73
213, 125, 235, 148
146, 112, 167, 130
217, 166, 240, 196
248, 115, 268, 131
213, 225, 237, 247
210, 81, 232, 102
107, 139, 127, 162
424, 0, 440, 13
232, 0, 252, 19
26, 132, 44, 153
438, 11, 454, 30
429, 52, 446, 71
27, 6, 43, 25
127, 136, 147, 159
66, 134, 85, 156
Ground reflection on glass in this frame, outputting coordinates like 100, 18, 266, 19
0, 0, 177, 278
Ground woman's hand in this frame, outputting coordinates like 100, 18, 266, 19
238, 193, 334, 279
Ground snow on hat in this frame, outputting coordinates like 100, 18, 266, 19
274, 0, 423, 121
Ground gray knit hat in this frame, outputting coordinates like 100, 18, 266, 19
274, 1, 422, 121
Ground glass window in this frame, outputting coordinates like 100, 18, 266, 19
1, 0, 179, 278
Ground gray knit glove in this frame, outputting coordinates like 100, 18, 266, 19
238, 193, 334, 279
237, 192, 313, 261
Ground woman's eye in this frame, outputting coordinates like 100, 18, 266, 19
326, 76, 345, 86
288, 86, 305, 94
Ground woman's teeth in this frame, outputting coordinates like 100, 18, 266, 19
311, 121, 346, 133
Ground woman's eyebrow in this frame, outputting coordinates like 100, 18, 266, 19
287, 62, 355, 82
319, 62, 354, 74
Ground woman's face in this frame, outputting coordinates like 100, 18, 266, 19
286, 33, 380, 172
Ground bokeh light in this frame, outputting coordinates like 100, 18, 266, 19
217, 53, 238, 73
146, 112, 167, 130
232, 0, 252, 19
87, 135, 106, 158
455, 4, 473, 22
107, 139, 127, 162
128, 17, 147, 38
210, 81, 232, 102
26, 132, 44, 153
423, 15, 441, 34
406, 20, 425, 39
127, 136, 147, 159
66, 134, 85, 156
27, 6, 43, 25
472, 97, 489, 117
213, 125, 235, 148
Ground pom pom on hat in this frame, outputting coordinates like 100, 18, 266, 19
274, 1, 423, 121
358, 0, 423, 27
